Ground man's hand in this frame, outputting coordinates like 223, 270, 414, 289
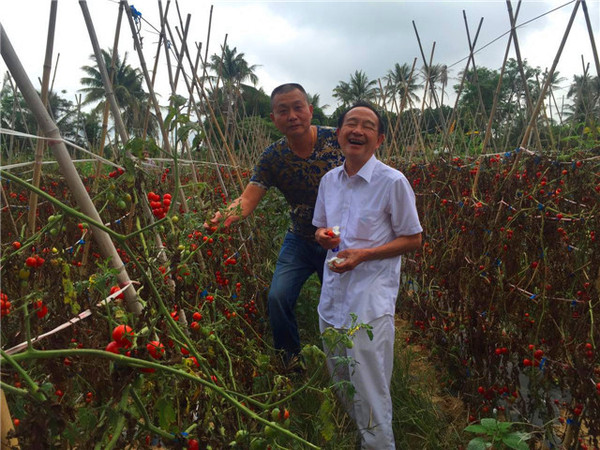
315, 227, 341, 250
328, 248, 368, 273
204, 210, 240, 231
203, 184, 266, 231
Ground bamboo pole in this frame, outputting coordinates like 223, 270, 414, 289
6, 75, 36, 155
506, 0, 543, 151
446, 16, 483, 153
446, 14, 484, 154
170, 22, 200, 187
412, 22, 447, 136
81, 0, 174, 267
81, 2, 125, 270
27, 0, 57, 238
520, 0, 580, 148
79, 0, 129, 146
581, 0, 600, 78
1, 184, 19, 238
472, 1, 523, 198
0, 24, 142, 314
122, 0, 189, 215
92, 1, 124, 187
141, 0, 169, 142
172, 7, 191, 90
171, 21, 257, 278
535, 73, 556, 148
0, 389, 19, 449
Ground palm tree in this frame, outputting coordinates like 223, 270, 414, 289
540, 69, 566, 125
503, 58, 542, 110
208, 44, 259, 88
332, 70, 378, 107
79, 48, 152, 138
385, 62, 420, 111
421, 63, 448, 108
307, 92, 329, 125
566, 72, 600, 126
208, 44, 259, 143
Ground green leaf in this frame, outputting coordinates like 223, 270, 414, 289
62, 262, 80, 314
465, 424, 488, 434
502, 432, 530, 450
480, 418, 500, 431
317, 397, 335, 441
495, 421, 513, 433
156, 397, 176, 430
467, 437, 490, 450
78, 407, 97, 431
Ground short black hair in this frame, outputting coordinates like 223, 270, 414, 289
270, 83, 309, 110
337, 101, 385, 135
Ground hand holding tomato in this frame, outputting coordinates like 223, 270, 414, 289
315, 227, 341, 250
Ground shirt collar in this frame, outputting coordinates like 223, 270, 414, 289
341, 154, 378, 182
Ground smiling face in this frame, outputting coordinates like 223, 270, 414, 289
337, 106, 384, 169
270, 89, 314, 138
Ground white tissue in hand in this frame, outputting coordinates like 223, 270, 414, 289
331, 225, 341, 237
327, 256, 345, 268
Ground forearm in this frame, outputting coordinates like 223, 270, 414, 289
333, 233, 422, 272
360, 233, 422, 262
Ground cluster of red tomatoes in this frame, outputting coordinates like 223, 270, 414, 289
33, 300, 48, 319
1, 292, 11, 317
25, 255, 45, 268
105, 325, 166, 372
108, 167, 125, 178
147, 191, 172, 219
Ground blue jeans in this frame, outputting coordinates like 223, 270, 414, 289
268, 231, 327, 360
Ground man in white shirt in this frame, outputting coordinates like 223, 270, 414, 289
313, 102, 422, 449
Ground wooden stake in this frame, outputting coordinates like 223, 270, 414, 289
27, 0, 57, 237
1, 389, 19, 449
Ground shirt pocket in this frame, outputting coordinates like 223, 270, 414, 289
345, 210, 383, 242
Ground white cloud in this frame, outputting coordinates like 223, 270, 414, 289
1, 0, 598, 115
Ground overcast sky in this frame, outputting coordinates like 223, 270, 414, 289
1, 1, 598, 115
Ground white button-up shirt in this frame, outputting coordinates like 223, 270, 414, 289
313, 155, 422, 329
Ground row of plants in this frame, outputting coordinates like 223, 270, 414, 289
2, 140, 599, 448
0, 152, 355, 448
398, 147, 599, 448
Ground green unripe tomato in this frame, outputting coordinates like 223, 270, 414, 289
271, 408, 280, 422
234, 429, 248, 441
18, 268, 30, 280
249, 437, 267, 450
264, 422, 278, 439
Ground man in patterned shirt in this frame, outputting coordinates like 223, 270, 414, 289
209, 83, 343, 367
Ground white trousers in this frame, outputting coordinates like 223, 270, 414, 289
319, 315, 395, 450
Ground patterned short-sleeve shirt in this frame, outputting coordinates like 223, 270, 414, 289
250, 126, 343, 241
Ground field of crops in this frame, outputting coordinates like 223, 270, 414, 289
2, 1, 599, 448
1, 144, 598, 448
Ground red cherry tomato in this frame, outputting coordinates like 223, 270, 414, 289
112, 325, 134, 348
147, 341, 165, 359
